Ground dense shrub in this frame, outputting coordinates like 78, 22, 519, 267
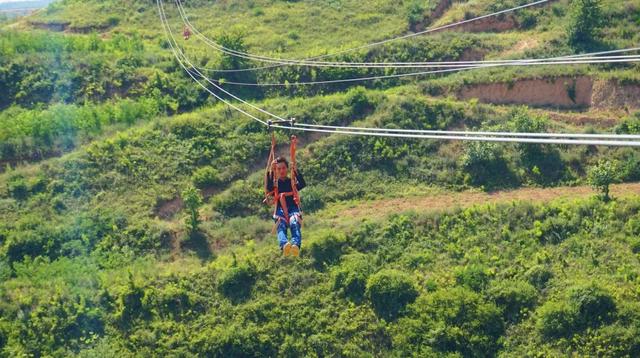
537, 284, 617, 338
366, 269, 418, 321
114, 277, 147, 327
510, 109, 565, 185
217, 263, 257, 303
534, 214, 581, 244
588, 160, 620, 201
455, 264, 491, 291
577, 324, 640, 357
308, 232, 346, 268
537, 300, 578, 339
462, 142, 517, 190
567, 0, 606, 50
489, 280, 538, 323
193, 323, 277, 358
568, 284, 617, 328
7, 175, 28, 201
525, 265, 554, 289
212, 180, 265, 218
192, 166, 222, 189
332, 253, 375, 303
16, 293, 104, 356
396, 287, 504, 356
300, 186, 325, 213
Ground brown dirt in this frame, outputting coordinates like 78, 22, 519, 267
591, 80, 640, 110
459, 48, 485, 62
411, 0, 453, 32
155, 196, 184, 220
335, 183, 640, 221
459, 76, 593, 108
458, 77, 640, 110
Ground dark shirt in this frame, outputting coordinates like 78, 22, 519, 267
266, 170, 306, 211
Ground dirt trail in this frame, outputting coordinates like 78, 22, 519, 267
330, 183, 640, 221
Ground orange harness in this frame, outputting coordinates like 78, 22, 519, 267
263, 132, 303, 231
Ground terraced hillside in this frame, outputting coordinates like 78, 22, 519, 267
1, 0, 640, 356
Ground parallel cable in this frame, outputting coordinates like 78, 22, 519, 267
294, 123, 640, 140
159, 0, 640, 147
174, 0, 553, 69
271, 124, 640, 147
212, 56, 640, 87
157, 0, 268, 125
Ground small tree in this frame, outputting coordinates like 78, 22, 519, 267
182, 185, 203, 234
566, 0, 605, 50
406, 1, 427, 31
588, 159, 619, 201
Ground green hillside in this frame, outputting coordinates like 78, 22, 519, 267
1, 0, 640, 356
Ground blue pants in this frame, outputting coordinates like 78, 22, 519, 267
274, 207, 302, 249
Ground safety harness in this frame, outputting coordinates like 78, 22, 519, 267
264, 120, 302, 231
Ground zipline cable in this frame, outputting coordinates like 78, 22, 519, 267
172, 0, 640, 75
173, 0, 554, 69
294, 123, 640, 140
270, 124, 640, 147
208, 56, 640, 87
157, 0, 268, 126
159, 0, 640, 147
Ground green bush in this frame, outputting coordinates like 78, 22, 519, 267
192, 166, 222, 189
212, 180, 265, 218
406, 1, 426, 30
537, 284, 617, 339
489, 280, 538, 323
7, 175, 28, 201
525, 265, 554, 289
366, 269, 418, 321
115, 276, 147, 327
510, 110, 565, 185
308, 233, 346, 268
182, 186, 203, 235
217, 264, 257, 303
577, 324, 640, 357
588, 159, 620, 201
143, 283, 201, 320
346, 86, 373, 116
300, 186, 325, 213
462, 142, 517, 190
17, 293, 104, 355
615, 115, 640, 134
569, 284, 617, 328
567, 0, 605, 50
455, 264, 491, 291
4, 231, 48, 264
537, 300, 578, 339
535, 215, 580, 244
630, 238, 640, 254
332, 253, 375, 302
194, 323, 277, 358
396, 287, 504, 356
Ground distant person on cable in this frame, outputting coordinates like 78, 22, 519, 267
266, 156, 306, 257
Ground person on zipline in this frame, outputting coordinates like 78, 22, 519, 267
266, 156, 306, 257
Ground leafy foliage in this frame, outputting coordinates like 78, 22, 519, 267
366, 269, 418, 321
588, 159, 619, 201
567, 0, 606, 50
